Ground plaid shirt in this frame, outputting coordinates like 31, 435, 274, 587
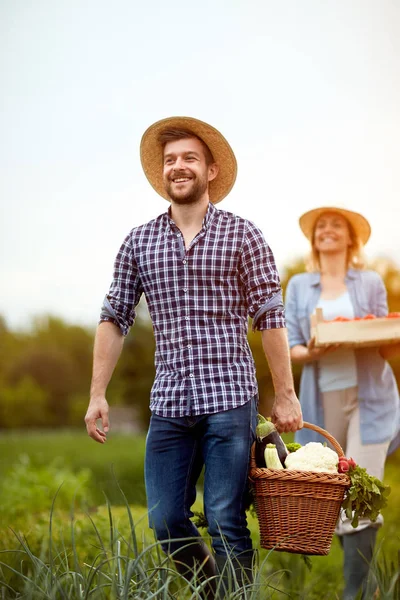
100, 202, 285, 417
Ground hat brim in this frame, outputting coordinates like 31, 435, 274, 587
140, 116, 237, 204
299, 207, 371, 245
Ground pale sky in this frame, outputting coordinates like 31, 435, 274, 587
1, 0, 400, 330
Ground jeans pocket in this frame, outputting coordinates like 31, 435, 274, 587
250, 395, 258, 442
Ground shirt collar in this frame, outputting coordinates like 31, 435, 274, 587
166, 201, 217, 231
203, 202, 217, 229
310, 268, 358, 287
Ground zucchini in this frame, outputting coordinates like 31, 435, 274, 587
264, 444, 285, 469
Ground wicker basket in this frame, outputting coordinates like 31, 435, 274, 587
248, 422, 350, 555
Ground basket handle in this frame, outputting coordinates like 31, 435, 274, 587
249, 421, 345, 470
300, 421, 345, 457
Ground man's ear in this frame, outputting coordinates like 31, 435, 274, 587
208, 163, 219, 182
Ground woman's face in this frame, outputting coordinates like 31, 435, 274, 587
313, 212, 352, 255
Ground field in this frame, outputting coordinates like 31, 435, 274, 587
0, 430, 399, 599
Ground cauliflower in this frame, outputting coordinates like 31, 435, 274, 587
284, 442, 339, 473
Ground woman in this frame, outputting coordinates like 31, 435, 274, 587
285, 206, 400, 600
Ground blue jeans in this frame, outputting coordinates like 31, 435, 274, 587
144, 397, 258, 558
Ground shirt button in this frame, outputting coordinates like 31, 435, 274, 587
187, 344, 192, 349
189, 373, 194, 378
183, 288, 188, 293
182, 259, 187, 264
185, 316, 189, 321
177, 233, 181, 237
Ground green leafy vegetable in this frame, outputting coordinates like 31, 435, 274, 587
286, 442, 302, 453
341, 464, 391, 528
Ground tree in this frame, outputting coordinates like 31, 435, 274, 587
1, 253, 400, 430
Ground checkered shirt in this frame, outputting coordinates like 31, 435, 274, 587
100, 202, 285, 417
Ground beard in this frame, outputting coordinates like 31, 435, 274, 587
164, 170, 208, 205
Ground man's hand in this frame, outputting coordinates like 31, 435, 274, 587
307, 337, 340, 361
85, 397, 110, 443
270, 391, 303, 433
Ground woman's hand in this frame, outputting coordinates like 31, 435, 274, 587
307, 337, 340, 361
379, 342, 400, 360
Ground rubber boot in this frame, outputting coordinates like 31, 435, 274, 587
342, 527, 377, 600
173, 540, 217, 599
215, 552, 254, 598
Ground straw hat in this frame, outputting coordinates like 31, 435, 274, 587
299, 206, 371, 245
140, 116, 237, 203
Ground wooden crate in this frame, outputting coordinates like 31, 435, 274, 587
311, 308, 400, 348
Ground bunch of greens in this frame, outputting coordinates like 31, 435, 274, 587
341, 463, 391, 528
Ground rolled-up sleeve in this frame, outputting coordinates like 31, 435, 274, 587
239, 221, 285, 331
284, 276, 306, 347
99, 232, 143, 336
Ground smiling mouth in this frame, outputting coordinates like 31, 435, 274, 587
171, 177, 191, 183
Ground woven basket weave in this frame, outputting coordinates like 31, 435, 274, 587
248, 422, 350, 555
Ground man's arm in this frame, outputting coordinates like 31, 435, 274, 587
85, 321, 125, 443
261, 328, 303, 433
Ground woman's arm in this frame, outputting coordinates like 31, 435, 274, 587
290, 339, 340, 364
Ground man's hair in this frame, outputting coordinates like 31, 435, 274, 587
158, 128, 215, 166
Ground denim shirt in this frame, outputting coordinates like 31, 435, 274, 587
285, 269, 400, 454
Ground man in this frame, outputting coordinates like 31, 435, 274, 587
85, 116, 303, 597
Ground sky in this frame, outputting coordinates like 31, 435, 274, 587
1, 0, 400, 330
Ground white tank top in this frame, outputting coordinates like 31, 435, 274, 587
316, 291, 358, 392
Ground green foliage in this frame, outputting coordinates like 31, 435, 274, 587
1, 496, 399, 599
0, 430, 147, 507
0, 376, 50, 428
0, 454, 93, 519
286, 442, 302, 453
0, 433, 399, 598
342, 465, 391, 528
0, 310, 156, 430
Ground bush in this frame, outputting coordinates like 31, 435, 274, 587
0, 455, 93, 520
0, 431, 147, 507
0, 377, 50, 428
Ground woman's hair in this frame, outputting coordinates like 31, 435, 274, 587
306, 216, 365, 272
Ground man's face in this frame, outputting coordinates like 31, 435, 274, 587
162, 137, 218, 205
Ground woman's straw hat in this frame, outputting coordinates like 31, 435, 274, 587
140, 116, 237, 204
299, 206, 371, 245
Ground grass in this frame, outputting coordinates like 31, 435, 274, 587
0, 429, 147, 506
0, 430, 399, 598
